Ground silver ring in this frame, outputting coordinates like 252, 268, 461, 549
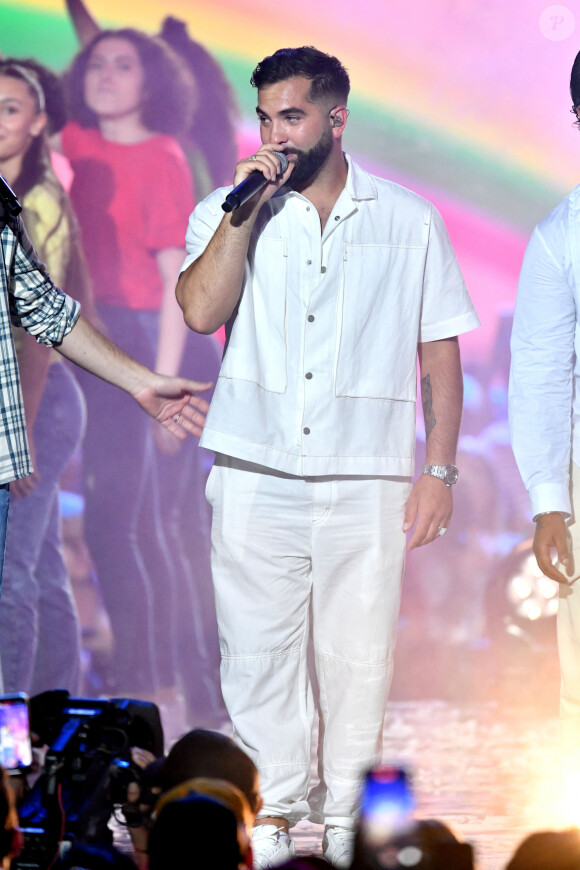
251, 154, 257, 161
173, 413, 182, 424
437, 527, 447, 537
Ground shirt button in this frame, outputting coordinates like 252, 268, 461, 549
306, 260, 312, 265
306, 206, 311, 211
303, 427, 310, 435
305, 372, 313, 379
307, 315, 315, 322
334, 215, 340, 221
320, 266, 327, 273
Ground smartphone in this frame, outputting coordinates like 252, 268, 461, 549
0, 693, 32, 774
360, 765, 415, 847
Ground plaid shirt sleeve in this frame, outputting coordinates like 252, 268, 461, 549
5, 213, 80, 345
0, 212, 81, 484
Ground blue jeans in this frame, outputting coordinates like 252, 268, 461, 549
0, 484, 10, 594
80, 305, 175, 694
156, 330, 226, 723
0, 362, 86, 693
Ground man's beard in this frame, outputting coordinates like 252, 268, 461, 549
287, 127, 334, 189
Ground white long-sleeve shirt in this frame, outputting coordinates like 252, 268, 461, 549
509, 184, 580, 519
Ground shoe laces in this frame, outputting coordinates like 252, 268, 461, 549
252, 825, 289, 857
326, 827, 353, 859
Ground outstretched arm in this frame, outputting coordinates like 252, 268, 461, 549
65, 0, 100, 46
403, 336, 463, 549
55, 315, 211, 438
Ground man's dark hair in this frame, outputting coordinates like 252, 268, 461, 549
159, 729, 260, 813
251, 47, 350, 106
67, 28, 194, 136
570, 51, 580, 127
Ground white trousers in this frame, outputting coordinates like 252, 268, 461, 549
206, 454, 411, 827
558, 461, 580, 753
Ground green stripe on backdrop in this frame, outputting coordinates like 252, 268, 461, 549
0, 2, 565, 229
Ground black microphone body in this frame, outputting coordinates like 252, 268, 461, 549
222, 152, 288, 213
0, 173, 22, 218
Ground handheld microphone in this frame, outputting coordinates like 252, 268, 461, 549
222, 152, 289, 213
0, 174, 22, 217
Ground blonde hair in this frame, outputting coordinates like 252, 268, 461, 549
156, 777, 252, 829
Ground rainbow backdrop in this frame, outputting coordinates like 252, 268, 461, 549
3, 0, 580, 357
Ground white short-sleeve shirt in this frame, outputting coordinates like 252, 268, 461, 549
182, 156, 480, 477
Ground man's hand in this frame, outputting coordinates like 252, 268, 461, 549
231, 145, 294, 216
533, 512, 573, 583
11, 438, 40, 499
403, 474, 453, 550
132, 375, 212, 440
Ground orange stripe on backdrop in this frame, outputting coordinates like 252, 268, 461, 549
18, 0, 580, 188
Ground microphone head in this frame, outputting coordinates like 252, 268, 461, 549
275, 151, 289, 173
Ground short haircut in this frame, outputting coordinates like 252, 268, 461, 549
66, 28, 194, 136
251, 47, 350, 106
159, 729, 260, 813
149, 795, 240, 870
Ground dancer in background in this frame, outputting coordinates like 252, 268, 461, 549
61, 28, 196, 698
0, 58, 91, 694
65, 0, 239, 723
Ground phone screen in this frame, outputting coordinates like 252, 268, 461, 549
360, 766, 414, 847
0, 693, 32, 773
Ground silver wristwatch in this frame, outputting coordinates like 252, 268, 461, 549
422, 464, 459, 486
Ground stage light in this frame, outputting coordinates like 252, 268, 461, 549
504, 551, 559, 621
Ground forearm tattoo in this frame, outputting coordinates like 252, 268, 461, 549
421, 374, 436, 440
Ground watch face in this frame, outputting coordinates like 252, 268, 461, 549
444, 466, 458, 485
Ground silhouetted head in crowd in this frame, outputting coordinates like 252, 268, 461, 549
67, 28, 194, 137
159, 729, 262, 817
149, 793, 242, 870
352, 817, 468, 870
506, 829, 580, 870
156, 776, 253, 831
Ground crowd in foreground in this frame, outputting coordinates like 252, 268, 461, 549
0, 726, 576, 870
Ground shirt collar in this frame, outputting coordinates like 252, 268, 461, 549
344, 154, 378, 201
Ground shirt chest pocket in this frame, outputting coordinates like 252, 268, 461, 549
220, 237, 288, 393
334, 243, 426, 400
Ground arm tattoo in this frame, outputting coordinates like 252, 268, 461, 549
421, 373, 436, 440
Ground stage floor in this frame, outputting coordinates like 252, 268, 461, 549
146, 632, 566, 868
154, 695, 564, 869
284, 699, 564, 869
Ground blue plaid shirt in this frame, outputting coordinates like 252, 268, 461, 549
0, 209, 80, 484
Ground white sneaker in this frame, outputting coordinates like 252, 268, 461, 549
323, 826, 354, 868
251, 824, 295, 869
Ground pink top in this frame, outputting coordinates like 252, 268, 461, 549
62, 122, 194, 311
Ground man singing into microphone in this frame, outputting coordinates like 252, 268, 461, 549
177, 47, 479, 868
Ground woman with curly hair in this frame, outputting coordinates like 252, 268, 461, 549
61, 29, 197, 698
